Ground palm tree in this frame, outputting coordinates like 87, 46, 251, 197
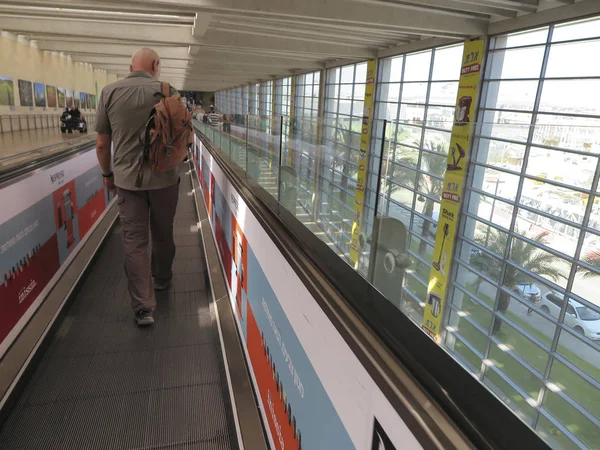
470, 228, 565, 332
578, 248, 600, 279
385, 140, 446, 257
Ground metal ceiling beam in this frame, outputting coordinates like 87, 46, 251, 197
37, 41, 191, 59
210, 13, 416, 39
72, 55, 190, 68
209, 19, 401, 46
355, 0, 519, 17
1, 0, 196, 16
489, 0, 600, 34
98, 64, 287, 78
71, 53, 322, 70
36, 40, 326, 68
0, 16, 202, 43
198, 29, 376, 58
209, 24, 393, 48
112, 0, 487, 36
2, 16, 375, 59
9, 0, 486, 36
0, 9, 194, 25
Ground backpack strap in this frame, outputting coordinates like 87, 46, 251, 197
161, 81, 170, 98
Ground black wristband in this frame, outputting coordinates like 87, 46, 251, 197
102, 171, 113, 178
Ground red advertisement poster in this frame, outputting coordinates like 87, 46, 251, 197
77, 189, 106, 239
0, 235, 60, 344
247, 302, 302, 450
52, 180, 78, 251
231, 215, 248, 317
214, 210, 232, 290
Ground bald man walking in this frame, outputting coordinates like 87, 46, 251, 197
95, 48, 179, 326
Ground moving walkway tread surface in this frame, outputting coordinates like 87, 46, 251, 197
0, 175, 239, 450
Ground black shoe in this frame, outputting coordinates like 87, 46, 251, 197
153, 278, 172, 291
135, 309, 154, 326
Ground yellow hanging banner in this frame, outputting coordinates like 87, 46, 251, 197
350, 59, 377, 267
422, 40, 485, 341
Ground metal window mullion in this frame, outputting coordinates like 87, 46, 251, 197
485, 75, 600, 82
451, 282, 495, 314
473, 158, 596, 194
552, 350, 600, 390
489, 33, 600, 53
537, 408, 590, 450
385, 57, 407, 216
538, 130, 600, 419
448, 330, 486, 368
409, 50, 435, 242
407, 245, 433, 268
482, 27, 553, 398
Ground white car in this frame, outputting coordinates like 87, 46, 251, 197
540, 291, 600, 340
513, 282, 542, 302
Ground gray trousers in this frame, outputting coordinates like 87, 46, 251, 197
116, 183, 179, 313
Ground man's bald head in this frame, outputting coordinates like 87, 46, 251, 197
130, 48, 161, 80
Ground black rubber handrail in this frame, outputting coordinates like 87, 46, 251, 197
0, 139, 95, 186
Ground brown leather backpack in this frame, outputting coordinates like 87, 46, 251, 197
138, 82, 193, 186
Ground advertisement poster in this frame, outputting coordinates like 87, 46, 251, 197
0, 149, 112, 358
206, 171, 355, 450
422, 40, 485, 341
57, 88, 66, 108
193, 137, 423, 450
18, 80, 33, 107
349, 59, 377, 267
0, 75, 15, 106
46, 85, 57, 108
34, 82, 46, 108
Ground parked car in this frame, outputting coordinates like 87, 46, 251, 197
514, 282, 542, 301
513, 282, 542, 315
540, 291, 600, 340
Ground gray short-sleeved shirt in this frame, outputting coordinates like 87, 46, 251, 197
96, 71, 179, 191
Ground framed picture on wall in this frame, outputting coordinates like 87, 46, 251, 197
46, 85, 57, 108
73, 91, 80, 108
18, 80, 33, 107
80, 92, 86, 109
66, 89, 73, 108
34, 82, 46, 107
57, 88, 66, 108
0, 75, 15, 106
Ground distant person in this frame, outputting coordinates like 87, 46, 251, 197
95, 47, 180, 327
209, 108, 219, 127
222, 114, 231, 133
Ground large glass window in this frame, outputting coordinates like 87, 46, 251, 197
374, 44, 463, 324
242, 85, 249, 115
260, 80, 273, 117
319, 62, 368, 259
295, 71, 320, 119
293, 71, 322, 212
275, 77, 292, 117
250, 83, 259, 115
449, 18, 600, 450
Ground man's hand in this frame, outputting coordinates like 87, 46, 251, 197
96, 133, 114, 194
103, 173, 116, 194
